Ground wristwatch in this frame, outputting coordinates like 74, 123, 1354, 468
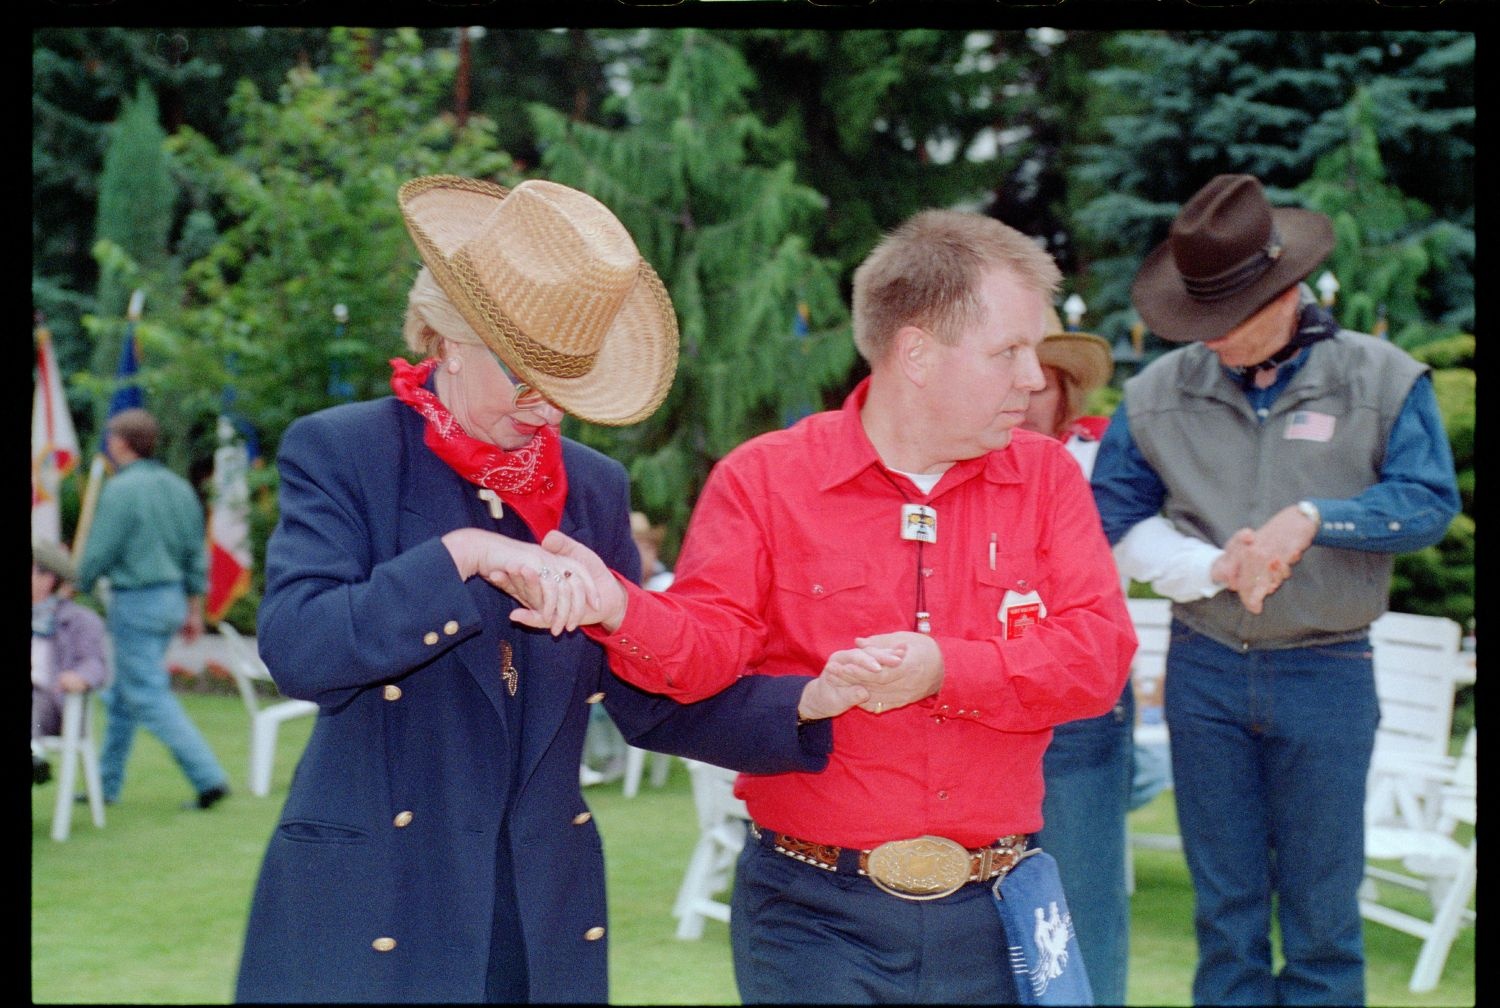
1295, 500, 1321, 528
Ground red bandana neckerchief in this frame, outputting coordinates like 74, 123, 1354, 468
389, 357, 568, 541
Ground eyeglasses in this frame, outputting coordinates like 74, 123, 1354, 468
488, 349, 559, 413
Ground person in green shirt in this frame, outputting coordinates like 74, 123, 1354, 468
76, 408, 231, 810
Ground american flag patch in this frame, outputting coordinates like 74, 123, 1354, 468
1285, 410, 1336, 442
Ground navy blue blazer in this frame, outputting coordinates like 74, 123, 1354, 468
236, 397, 830, 1003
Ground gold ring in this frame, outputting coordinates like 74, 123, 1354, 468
875, 702, 884, 714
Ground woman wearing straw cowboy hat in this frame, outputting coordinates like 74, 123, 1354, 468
236, 176, 865, 1004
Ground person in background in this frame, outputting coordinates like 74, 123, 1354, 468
631, 510, 675, 591
75, 408, 231, 811
525, 207, 1136, 1004
235, 175, 866, 1004
580, 510, 677, 786
1018, 308, 1137, 1007
31, 536, 110, 784
1093, 173, 1461, 1005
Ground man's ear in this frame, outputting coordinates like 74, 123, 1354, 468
894, 325, 929, 387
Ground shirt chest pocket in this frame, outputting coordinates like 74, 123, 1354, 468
970, 552, 1044, 637
773, 557, 868, 602
768, 556, 904, 654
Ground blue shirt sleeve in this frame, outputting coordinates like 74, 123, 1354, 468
1089, 399, 1167, 546
1092, 373, 1461, 554
1306, 373, 1461, 553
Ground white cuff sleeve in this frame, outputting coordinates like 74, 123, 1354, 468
1112, 515, 1226, 602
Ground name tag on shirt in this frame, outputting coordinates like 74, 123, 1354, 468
1000, 589, 1047, 639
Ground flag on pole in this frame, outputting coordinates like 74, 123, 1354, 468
74, 290, 146, 556
32, 317, 82, 542
206, 414, 253, 623
101, 299, 145, 453
782, 301, 815, 428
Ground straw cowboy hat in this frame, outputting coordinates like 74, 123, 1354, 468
1131, 174, 1334, 344
398, 175, 680, 426
1039, 305, 1113, 400
32, 536, 76, 583
630, 511, 664, 547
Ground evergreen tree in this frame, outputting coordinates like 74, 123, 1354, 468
722, 29, 1045, 273
1070, 31, 1475, 631
1070, 30, 1474, 351
528, 28, 855, 551
1297, 88, 1473, 343
33, 28, 334, 378
164, 27, 511, 465
84, 80, 177, 445
92, 81, 175, 319
1294, 88, 1475, 629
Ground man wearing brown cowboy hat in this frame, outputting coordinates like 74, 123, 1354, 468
235, 175, 866, 1004
1091, 173, 1460, 1005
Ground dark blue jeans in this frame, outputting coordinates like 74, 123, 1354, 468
1035, 684, 1133, 1007
1166, 621, 1378, 1006
730, 835, 1021, 1004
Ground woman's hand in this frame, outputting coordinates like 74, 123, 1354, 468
535, 529, 630, 632
442, 528, 599, 636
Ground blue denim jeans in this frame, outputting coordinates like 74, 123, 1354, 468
1035, 684, 1133, 1007
731, 835, 1020, 1004
100, 584, 228, 801
1165, 621, 1378, 1006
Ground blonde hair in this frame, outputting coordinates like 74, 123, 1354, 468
851, 210, 1061, 364
403, 267, 484, 357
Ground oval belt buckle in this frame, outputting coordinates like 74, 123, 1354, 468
866, 836, 971, 901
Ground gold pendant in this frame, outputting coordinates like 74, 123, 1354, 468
479, 488, 504, 519
499, 641, 519, 697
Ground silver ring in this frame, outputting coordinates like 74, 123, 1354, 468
539, 566, 560, 583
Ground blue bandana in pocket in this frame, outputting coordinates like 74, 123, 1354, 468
991, 848, 1094, 1005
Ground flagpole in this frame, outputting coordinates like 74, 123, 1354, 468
73, 289, 145, 556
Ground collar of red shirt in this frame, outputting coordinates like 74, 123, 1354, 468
817, 377, 1030, 496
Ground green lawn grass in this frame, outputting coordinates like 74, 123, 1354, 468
32, 690, 1475, 1004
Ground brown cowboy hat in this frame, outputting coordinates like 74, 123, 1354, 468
398, 175, 680, 426
1131, 174, 1333, 344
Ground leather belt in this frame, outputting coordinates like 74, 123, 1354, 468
748, 822, 1030, 901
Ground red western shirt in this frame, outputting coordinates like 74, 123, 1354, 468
590, 380, 1135, 849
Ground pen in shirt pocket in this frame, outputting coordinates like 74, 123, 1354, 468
989, 532, 997, 571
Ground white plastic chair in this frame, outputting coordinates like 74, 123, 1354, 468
672, 758, 751, 939
1361, 727, 1476, 992
1125, 597, 1179, 893
37, 689, 106, 841
1365, 612, 1466, 833
1368, 612, 1464, 759
217, 623, 318, 797
622, 745, 672, 798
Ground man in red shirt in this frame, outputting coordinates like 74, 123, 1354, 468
514, 208, 1136, 1003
